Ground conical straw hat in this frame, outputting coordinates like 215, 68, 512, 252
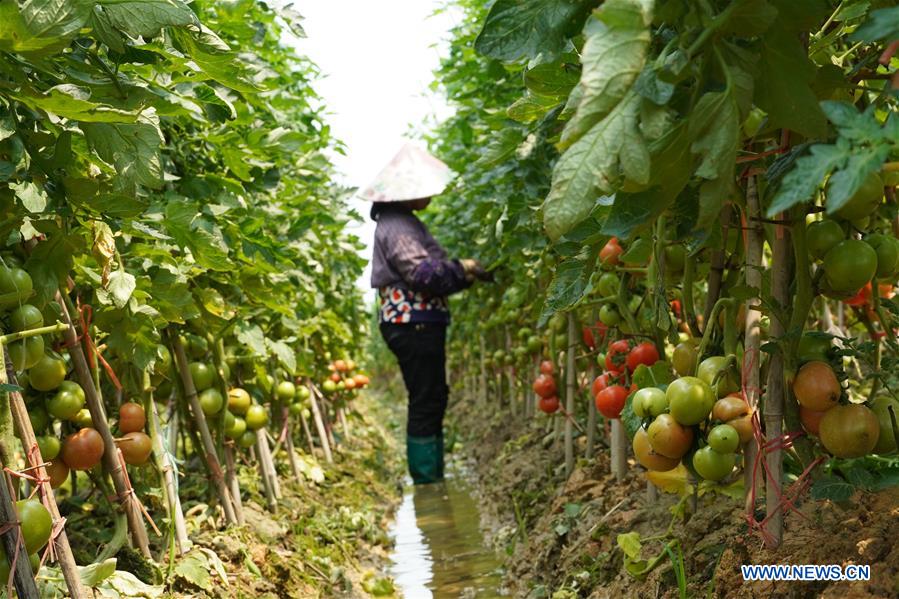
358, 143, 454, 202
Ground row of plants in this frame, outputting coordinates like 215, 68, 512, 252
0, 0, 372, 595
426, 0, 899, 590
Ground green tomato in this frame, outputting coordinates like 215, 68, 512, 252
276, 381, 296, 401
742, 106, 767, 137
28, 353, 67, 392
296, 385, 311, 401
696, 356, 739, 398
526, 335, 543, 354
0, 267, 33, 309
831, 171, 883, 221
8, 336, 45, 371
225, 416, 247, 440
632, 387, 668, 418
37, 435, 61, 460
823, 239, 878, 294
9, 304, 43, 332
198, 388, 224, 416
29, 405, 49, 433
667, 376, 716, 426
189, 362, 215, 391
47, 388, 86, 420
664, 245, 686, 272
707, 424, 740, 453
871, 396, 899, 455
15, 498, 52, 554
517, 327, 534, 341
245, 404, 268, 430
238, 430, 257, 449
599, 304, 621, 327
672, 341, 698, 377
58, 380, 85, 402
797, 333, 832, 364
154, 345, 172, 375
692, 446, 736, 481
865, 234, 899, 279
597, 273, 619, 297
71, 408, 93, 428
806, 219, 844, 261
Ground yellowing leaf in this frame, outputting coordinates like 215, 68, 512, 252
646, 464, 693, 496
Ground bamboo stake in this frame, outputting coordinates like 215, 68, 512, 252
4, 358, 84, 598
56, 292, 152, 557
170, 333, 238, 526
478, 334, 488, 405
743, 177, 764, 505
505, 328, 517, 417
337, 408, 351, 439
528, 354, 539, 419
254, 430, 277, 512
144, 372, 188, 555
0, 470, 37, 598
223, 447, 244, 525
308, 384, 333, 464
764, 217, 790, 548
284, 422, 302, 479
611, 421, 627, 481
299, 410, 315, 455
564, 313, 576, 476
586, 309, 598, 457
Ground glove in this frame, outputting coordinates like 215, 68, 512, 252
460, 259, 494, 283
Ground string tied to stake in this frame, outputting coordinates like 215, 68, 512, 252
113, 448, 162, 537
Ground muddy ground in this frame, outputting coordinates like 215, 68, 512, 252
448, 395, 899, 599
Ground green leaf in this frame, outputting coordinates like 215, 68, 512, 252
0, 383, 23, 393
163, 201, 231, 271
617, 532, 642, 560
507, 94, 561, 124
688, 87, 740, 228
235, 322, 266, 356
172, 28, 261, 93
474, 0, 594, 62
560, 0, 653, 147
10, 181, 47, 213
755, 25, 828, 139
267, 338, 297, 373
544, 92, 645, 240
631, 361, 673, 389
0, 0, 90, 54
767, 142, 848, 216
95, 0, 198, 38
12, 84, 137, 123
721, 0, 778, 36
105, 268, 136, 309
619, 394, 641, 440
81, 117, 165, 191
810, 473, 854, 502
603, 190, 669, 239
173, 548, 212, 590
79, 557, 117, 587
843, 466, 876, 490
849, 6, 899, 42
825, 147, 891, 215
524, 61, 581, 98
539, 256, 594, 322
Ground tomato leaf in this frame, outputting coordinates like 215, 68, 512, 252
104, 268, 136, 309
544, 92, 646, 240
474, 0, 594, 62
755, 24, 828, 139
849, 6, 899, 42
767, 142, 847, 215
688, 86, 740, 228
539, 255, 595, 324
560, 0, 653, 147
810, 473, 855, 502
163, 200, 231, 271
94, 0, 198, 39
82, 118, 165, 191
10, 181, 47, 213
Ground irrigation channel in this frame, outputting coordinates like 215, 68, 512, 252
389, 463, 504, 598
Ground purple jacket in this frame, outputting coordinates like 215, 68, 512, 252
371, 207, 470, 324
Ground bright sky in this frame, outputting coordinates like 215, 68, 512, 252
285, 1, 461, 294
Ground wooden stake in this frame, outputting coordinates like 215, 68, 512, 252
144, 372, 189, 555
170, 333, 238, 526
505, 328, 517, 417
478, 334, 488, 405
284, 421, 302, 479
611, 420, 627, 481
0, 470, 37, 598
308, 384, 333, 464
56, 292, 152, 557
764, 217, 790, 548
564, 313, 576, 476
586, 309, 598, 457
743, 177, 764, 506
223, 447, 244, 525
299, 410, 315, 456
255, 430, 277, 512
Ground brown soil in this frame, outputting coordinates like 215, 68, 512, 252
449, 396, 899, 599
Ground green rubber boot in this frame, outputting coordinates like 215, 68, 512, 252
406, 434, 445, 484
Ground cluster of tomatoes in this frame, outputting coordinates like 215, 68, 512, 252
322, 358, 369, 395
793, 335, 897, 458
632, 352, 753, 482
533, 360, 560, 414
591, 340, 660, 419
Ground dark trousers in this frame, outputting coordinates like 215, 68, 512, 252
379, 322, 448, 437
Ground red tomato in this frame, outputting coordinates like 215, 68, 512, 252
605, 340, 632, 375
626, 342, 660, 373
879, 283, 895, 299
670, 299, 682, 318
600, 238, 623, 266
582, 326, 595, 350
539, 360, 554, 375
595, 385, 628, 419
538, 396, 560, 414
532, 374, 557, 399
591, 373, 613, 397
843, 282, 872, 307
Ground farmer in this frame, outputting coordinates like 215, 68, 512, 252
361, 143, 491, 484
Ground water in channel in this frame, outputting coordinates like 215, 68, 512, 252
388, 466, 504, 598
